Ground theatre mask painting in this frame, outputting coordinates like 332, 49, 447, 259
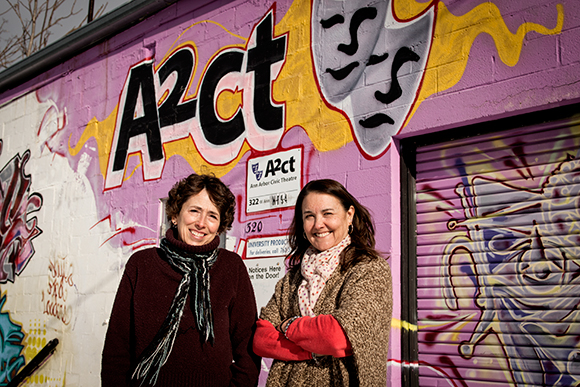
311, 0, 434, 158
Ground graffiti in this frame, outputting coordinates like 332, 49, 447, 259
439, 149, 580, 385
0, 292, 25, 384
0, 145, 43, 283
69, 0, 564, 210
41, 255, 73, 325
105, 9, 287, 189
311, 0, 434, 159
0, 0, 573, 385
412, 1, 564, 121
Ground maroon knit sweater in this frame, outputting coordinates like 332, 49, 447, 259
101, 232, 261, 386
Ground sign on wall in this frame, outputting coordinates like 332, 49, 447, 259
244, 256, 286, 311
246, 148, 301, 213
0, 0, 572, 384
246, 235, 290, 258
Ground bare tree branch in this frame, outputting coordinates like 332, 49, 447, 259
0, 19, 22, 68
0, 0, 108, 70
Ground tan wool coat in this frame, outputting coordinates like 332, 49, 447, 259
260, 255, 393, 387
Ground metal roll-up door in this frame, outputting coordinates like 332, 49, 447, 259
413, 115, 580, 386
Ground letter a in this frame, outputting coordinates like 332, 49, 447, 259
106, 60, 164, 189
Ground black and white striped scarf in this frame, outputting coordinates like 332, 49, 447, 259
133, 231, 219, 385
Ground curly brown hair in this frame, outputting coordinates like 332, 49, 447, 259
287, 179, 380, 271
165, 174, 235, 234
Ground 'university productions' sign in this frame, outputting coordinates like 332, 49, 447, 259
246, 235, 290, 258
246, 148, 301, 213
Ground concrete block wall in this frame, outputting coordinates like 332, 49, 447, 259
0, 0, 578, 385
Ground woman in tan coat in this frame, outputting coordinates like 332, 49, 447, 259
253, 179, 393, 386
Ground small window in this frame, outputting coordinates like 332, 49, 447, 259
159, 197, 171, 239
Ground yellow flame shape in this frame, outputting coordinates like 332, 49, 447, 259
69, 108, 117, 178
73, 0, 564, 183
275, 0, 353, 151
407, 1, 564, 123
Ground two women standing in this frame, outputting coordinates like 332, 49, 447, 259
102, 175, 392, 386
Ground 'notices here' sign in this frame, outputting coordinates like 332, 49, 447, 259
244, 257, 286, 310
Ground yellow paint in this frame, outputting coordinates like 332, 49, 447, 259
123, 154, 143, 181
216, 88, 243, 120
20, 319, 54, 385
74, 26, 249, 181
408, 1, 564, 124
23, 324, 42, 362
274, 0, 353, 152
391, 317, 418, 331
165, 21, 247, 56
417, 312, 480, 332
152, 28, 247, 178
393, 0, 432, 20
69, 108, 117, 177
75, 0, 565, 183
158, 89, 170, 106
154, 42, 199, 101
163, 139, 252, 176
449, 318, 474, 342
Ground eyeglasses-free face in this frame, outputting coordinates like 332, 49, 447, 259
301, 192, 354, 252
172, 189, 220, 246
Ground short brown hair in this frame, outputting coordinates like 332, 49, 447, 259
165, 174, 235, 234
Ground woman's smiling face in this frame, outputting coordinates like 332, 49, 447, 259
302, 192, 354, 252
172, 189, 220, 246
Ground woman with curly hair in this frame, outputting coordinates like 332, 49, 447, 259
102, 174, 260, 386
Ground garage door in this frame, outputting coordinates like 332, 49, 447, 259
409, 110, 580, 386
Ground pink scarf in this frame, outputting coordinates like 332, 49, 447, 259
298, 235, 351, 317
